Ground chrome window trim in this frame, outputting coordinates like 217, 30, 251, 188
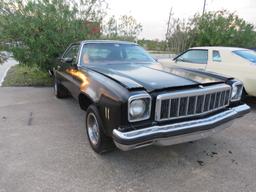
77, 43, 84, 67
78, 42, 88, 67
155, 84, 231, 121
128, 93, 152, 122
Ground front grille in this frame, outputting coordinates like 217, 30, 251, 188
155, 84, 231, 121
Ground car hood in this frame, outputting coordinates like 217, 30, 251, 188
86, 62, 229, 92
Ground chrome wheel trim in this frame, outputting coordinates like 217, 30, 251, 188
87, 112, 100, 146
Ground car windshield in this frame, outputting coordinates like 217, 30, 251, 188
233, 50, 256, 63
80, 43, 155, 65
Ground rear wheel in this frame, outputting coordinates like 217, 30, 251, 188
54, 79, 69, 98
85, 105, 115, 154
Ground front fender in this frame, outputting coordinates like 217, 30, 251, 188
79, 69, 130, 136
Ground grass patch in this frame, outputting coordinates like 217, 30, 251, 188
2, 65, 53, 87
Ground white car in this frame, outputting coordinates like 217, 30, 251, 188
159, 46, 256, 97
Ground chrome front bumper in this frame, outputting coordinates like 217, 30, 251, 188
113, 104, 250, 151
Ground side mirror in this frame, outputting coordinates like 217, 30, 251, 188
61, 57, 73, 64
175, 57, 185, 63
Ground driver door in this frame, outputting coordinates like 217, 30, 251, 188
57, 44, 81, 98
174, 49, 209, 70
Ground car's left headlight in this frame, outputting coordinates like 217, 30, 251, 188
231, 81, 243, 101
128, 94, 151, 122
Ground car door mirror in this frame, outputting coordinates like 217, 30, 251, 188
60, 57, 77, 70
174, 58, 183, 63
61, 57, 73, 64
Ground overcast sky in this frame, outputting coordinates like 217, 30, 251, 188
107, 0, 256, 40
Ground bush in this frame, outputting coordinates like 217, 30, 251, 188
190, 10, 256, 48
165, 10, 256, 53
0, 0, 107, 71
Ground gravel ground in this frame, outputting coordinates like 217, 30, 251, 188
0, 87, 255, 192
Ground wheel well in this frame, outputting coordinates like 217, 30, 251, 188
79, 93, 94, 110
243, 87, 248, 95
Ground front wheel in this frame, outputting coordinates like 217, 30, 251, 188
85, 105, 115, 154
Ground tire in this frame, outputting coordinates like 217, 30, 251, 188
241, 88, 248, 101
85, 105, 115, 154
54, 78, 69, 98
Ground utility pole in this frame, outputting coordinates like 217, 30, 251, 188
202, 0, 207, 15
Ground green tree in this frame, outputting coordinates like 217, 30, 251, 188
165, 9, 193, 53
0, 0, 107, 70
103, 15, 118, 39
190, 10, 256, 48
103, 15, 142, 41
118, 15, 142, 41
166, 18, 192, 53
0, 13, 7, 63
165, 10, 256, 53
137, 39, 166, 51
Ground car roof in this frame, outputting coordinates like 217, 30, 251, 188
190, 46, 249, 51
79, 40, 138, 45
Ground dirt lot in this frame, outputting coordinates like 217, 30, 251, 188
0, 87, 255, 192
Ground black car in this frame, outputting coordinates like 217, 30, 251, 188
53, 40, 250, 154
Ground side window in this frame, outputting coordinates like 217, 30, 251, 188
177, 50, 208, 64
63, 45, 80, 61
212, 50, 221, 62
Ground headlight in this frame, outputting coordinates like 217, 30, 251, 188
128, 94, 151, 122
231, 85, 238, 98
129, 100, 146, 117
231, 81, 243, 101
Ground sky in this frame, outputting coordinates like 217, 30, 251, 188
107, 0, 256, 40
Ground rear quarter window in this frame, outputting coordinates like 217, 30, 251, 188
212, 50, 221, 62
